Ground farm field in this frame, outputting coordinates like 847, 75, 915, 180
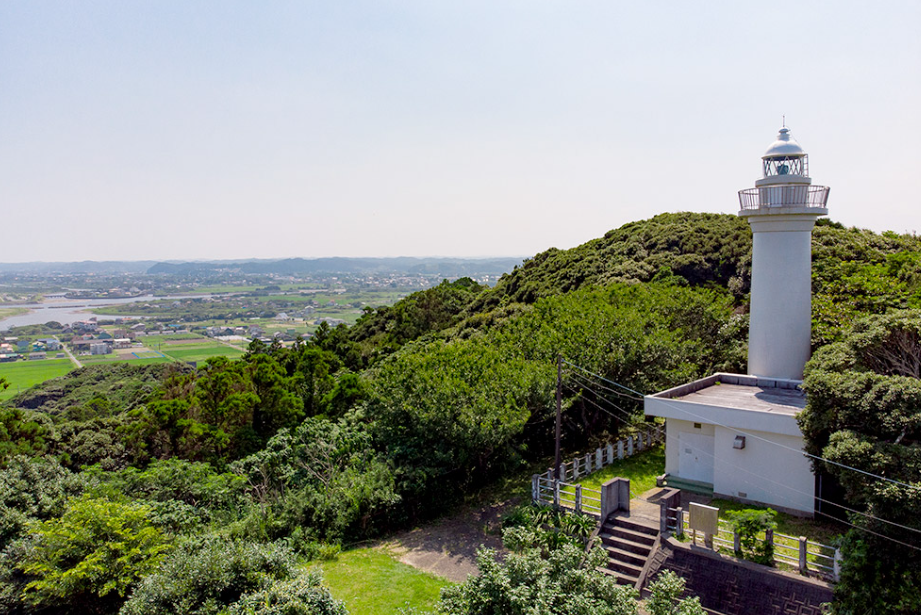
317, 548, 449, 615
0, 358, 75, 401
160, 341, 244, 363
79, 350, 172, 366
130, 335, 246, 364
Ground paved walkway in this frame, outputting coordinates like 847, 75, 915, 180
379, 500, 514, 583
385, 488, 712, 583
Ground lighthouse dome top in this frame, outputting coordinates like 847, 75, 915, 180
763, 127, 806, 159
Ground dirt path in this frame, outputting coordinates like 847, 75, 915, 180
379, 499, 517, 583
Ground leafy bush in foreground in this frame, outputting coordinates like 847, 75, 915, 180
228, 569, 347, 615
120, 536, 297, 615
17, 495, 171, 615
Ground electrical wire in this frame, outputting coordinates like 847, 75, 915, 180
567, 371, 645, 410
566, 372, 644, 420
562, 360, 644, 401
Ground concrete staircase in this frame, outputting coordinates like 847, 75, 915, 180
597, 515, 658, 587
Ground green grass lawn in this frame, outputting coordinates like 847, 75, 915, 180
576, 445, 665, 498
317, 548, 450, 615
0, 359, 75, 401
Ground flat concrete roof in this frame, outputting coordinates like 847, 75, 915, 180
651, 373, 805, 416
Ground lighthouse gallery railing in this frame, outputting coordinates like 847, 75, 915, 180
738, 185, 830, 210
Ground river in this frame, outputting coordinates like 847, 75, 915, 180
0, 295, 213, 331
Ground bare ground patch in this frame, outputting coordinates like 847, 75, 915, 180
378, 499, 517, 583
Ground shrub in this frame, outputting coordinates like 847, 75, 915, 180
120, 536, 298, 615
724, 508, 777, 566
228, 569, 347, 615
644, 570, 704, 615
17, 495, 172, 614
0, 455, 84, 549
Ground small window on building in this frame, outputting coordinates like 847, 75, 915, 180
693, 423, 702, 429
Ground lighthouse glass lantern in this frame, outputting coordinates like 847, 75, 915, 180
738, 127, 830, 211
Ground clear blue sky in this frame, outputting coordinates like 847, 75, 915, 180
2, 1, 919, 262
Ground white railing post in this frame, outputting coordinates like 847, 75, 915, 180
676, 508, 685, 537
606, 443, 614, 465
798, 536, 808, 573
595, 448, 603, 470
532, 475, 539, 504
585, 453, 592, 474
575, 485, 583, 514
627, 436, 634, 457
833, 547, 842, 582
617, 440, 624, 460
554, 480, 560, 508
638, 432, 644, 451
573, 458, 580, 480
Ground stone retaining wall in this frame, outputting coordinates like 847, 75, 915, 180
642, 537, 833, 615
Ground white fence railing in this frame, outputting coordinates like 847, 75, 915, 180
533, 476, 603, 518
544, 426, 662, 484
665, 507, 840, 581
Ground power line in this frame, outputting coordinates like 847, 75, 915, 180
814, 510, 921, 553
566, 368, 645, 405
566, 372, 644, 419
562, 360, 644, 401
562, 382, 646, 430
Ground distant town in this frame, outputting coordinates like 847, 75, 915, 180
0, 257, 521, 397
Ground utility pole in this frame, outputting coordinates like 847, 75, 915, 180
554, 354, 562, 479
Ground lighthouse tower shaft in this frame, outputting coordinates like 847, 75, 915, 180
738, 127, 829, 380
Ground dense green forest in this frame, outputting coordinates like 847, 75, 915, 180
2, 212, 920, 614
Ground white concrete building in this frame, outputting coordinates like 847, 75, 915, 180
645, 126, 830, 516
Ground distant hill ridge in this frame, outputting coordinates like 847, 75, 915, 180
146, 257, 524, 276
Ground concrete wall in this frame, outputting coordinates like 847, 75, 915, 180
713, 427, 814, 515
664, 418, 814, 515
642, 537, 833, 615
646, 397, 802, 437
665, 418, 714, 477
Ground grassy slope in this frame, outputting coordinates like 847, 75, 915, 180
576, 445, 665, 498
317, 548, 449, 615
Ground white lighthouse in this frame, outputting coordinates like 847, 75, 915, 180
644, 126, 828, 515
738, 127, 830, 380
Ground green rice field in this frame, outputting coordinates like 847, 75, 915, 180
159, 341, 244, 364
0, 359, 75, 401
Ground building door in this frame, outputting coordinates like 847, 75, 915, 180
679, 432, 714, 484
